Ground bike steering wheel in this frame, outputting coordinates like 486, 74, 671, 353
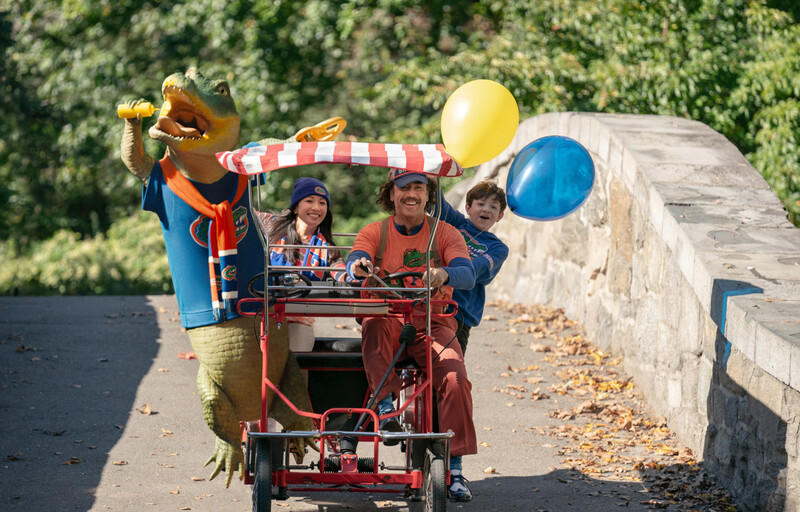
380, 271, 428, 299
248, 271, 313, 298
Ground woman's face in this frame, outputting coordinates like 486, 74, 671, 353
294, 195, 328, 229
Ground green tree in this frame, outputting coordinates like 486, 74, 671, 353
2, 0, 799, 293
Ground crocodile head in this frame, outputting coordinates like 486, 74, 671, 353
149, 67, 240, 155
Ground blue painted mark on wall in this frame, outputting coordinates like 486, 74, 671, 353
719, 286, 763, 370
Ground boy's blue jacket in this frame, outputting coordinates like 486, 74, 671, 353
437, 194, 509, 327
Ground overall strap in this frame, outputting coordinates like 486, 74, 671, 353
374, 217, 389, 270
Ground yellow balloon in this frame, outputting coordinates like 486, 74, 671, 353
441, 80, 519, 168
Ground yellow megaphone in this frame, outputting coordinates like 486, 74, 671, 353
117, 102, 160, 119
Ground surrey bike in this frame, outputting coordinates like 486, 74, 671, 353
217, 138, 464, 511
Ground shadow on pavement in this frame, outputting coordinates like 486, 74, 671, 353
0, 296, 163, 511
290, 468, 690, 511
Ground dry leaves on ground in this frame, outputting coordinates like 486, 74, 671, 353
487, 301, 740, 511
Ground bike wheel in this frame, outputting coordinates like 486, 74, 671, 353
423, 449, 446, 512
252, 439, 272, 512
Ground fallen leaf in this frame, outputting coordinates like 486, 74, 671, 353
479, 442, 491, 447
177, 351, 198, 360
136, 403, 152, 415
160, 428, 174, 437
113, 460, 128, 465
530, 343, 552, 352
170, 488, 180, 494
191, 477, 205, 482
530, 388, 549, 401
549, 409, 575, 420
483, 466, 497, 474
62, 457, 83, 465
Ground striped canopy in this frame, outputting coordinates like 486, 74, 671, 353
216, 141, 463, 178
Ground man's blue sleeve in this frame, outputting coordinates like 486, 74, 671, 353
445, 256, 475, 290
345, 250, 371, 280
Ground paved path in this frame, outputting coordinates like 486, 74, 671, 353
1, 296, 734, 511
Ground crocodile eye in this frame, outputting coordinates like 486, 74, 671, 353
216, 84, 230, 97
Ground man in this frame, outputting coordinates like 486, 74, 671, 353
346, 168, 477, 502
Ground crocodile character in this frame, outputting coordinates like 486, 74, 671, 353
119, 68, 315, 487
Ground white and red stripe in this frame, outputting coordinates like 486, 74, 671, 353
216, 141, 463, 178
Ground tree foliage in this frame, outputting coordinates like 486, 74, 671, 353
1, 0, 798, 294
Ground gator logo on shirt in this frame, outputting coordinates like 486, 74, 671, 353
190, 205, 249, 247
460, 229, 487, 257
403, 248, 436, 268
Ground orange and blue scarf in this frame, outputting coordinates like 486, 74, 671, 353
160, 156, 248, 321
270, 231, 342, 281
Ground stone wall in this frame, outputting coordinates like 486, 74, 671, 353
449, 113, 800, 511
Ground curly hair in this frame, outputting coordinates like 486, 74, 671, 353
376, 178, 438, 214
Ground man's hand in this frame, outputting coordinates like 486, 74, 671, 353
352, 257, 379, 279
422, 267, 449, 289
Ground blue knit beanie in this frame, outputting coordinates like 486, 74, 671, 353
290, 177, 330, 211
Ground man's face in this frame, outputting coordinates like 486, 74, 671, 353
390, 181, 428, 220
466, 195, 504, 231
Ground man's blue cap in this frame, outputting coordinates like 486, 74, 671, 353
389, 168, 428, 188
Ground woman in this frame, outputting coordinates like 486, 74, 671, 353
262, 177, 345, 352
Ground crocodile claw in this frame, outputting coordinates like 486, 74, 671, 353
204, 437, 244, 488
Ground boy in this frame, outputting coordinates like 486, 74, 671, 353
438, 179, 509, 354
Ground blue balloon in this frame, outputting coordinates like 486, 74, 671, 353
506, 136, 595, 221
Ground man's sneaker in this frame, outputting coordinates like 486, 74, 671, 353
379, 416, 402, 446
448, 471, 472, 502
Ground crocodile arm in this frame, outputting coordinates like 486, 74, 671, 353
120, 116, 155, 183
